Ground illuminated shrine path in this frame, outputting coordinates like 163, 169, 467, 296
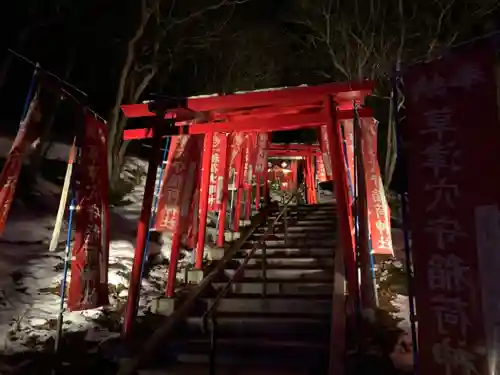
156, 203, 337, 374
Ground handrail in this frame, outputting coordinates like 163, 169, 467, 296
117, 204, 275, 375
203, 186, 304, 375
202, 186, 304, 322
117, 187, 304, 375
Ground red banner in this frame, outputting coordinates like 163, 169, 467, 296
360, 118, 393, 255
341, 120, 355, 194
208, 133, 226, 211
404, 43, 496, 375
316, 157, 328, 182
0, 91, 44, 234
243, 133, 257, 186
319, 126, 333, 180
230, 132, 245, 168
155, 135, 203, 233
68, 112, 110, 311
254, 133, 269, 176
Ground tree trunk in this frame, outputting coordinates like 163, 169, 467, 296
107, 0, 155, 182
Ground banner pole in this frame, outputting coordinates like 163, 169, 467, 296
49, 140, 76, 252
54, 106, 85, 358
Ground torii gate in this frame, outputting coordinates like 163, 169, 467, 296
119, 81, 375, 335
267, 144, 322, 203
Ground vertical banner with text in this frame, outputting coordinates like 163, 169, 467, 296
254, 133, 268, 178
68, 112, 110, 311
0, 90, 44, 234
208, 133, 227, 211
316, 157, 328, 182
155, 135, 203, 234
243, 133, 257, 186
404, 42, 498, 375
360, 118, 393, 256
341, 120, 356, 197
319, 126, 333, 180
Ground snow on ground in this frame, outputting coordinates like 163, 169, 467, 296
0, 142, 176, 354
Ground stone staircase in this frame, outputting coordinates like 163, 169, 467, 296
165, 203, 339, 375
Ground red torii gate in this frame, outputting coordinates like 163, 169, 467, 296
267, 144, 322, 203
119, 81, 374, 336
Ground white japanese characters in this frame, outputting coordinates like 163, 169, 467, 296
409, 57, 487, 374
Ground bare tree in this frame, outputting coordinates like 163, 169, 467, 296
106, 0, 250, 188
288, 0, 499, 187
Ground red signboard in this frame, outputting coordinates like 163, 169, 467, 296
316, 156, 328, 182
155, 135, 203, 232
341, 119, 355, 195
254, 133, 269, 176
230, 132, 245, 168
68, 112, 110, 311
404, 43, 496, 375
360, 118, 393, 256
0, 92, 44, 234
319, 126, 333, 180
208, 133, 227, 211
243, 133, 257, 186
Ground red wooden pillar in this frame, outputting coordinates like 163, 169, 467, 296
165, 215, 183, 297
233, 146, 245, 232
354, 113, 377, 311
195, 132, 214, 269
323, 96, 358, 305
123, 124, 163, 337
217, 134, 230, 248
291, 160, 298, 191
245, 185, 252, 220
306, 157, 315, 203
305, 156, 312, 203
308, 155, 317, 204
255, 175, 261, 211
302, 164, 308, 202
263, 168, 269, 205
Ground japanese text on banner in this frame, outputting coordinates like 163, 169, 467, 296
208, 133, 222, 211
360, 118, 393, 255
155, 136, 202, 233
405, 46, 494, 375
319, 126, 333, 179
68, 113, 110, 311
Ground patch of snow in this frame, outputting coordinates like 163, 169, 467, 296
0, 150, 181, 354
392, 294, 412, 334
0, 141, 263, 356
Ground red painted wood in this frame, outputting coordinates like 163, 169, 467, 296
122, 108, 373, 140
196, 133, 214, 269
120, 81, 374, 120
123, 125, 163, 337
217, 136, 231, 248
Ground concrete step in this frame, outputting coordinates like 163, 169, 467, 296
163, 362, 314, 375
225, 267, 333, 280
254, 225, 335, 233
232, 253, 334, 266
268, 219, 337, 227
200, 295, 331, 314
250, 232, 334, 241
171, 339, 329, 371
183, 314, 330, 341
212, 279, 333, 295
253, 238, 337, 248
237, 246, 335, 256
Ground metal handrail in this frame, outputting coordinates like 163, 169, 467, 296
117, 206, 275, 375
202, 186, 304, 375
202, 187, 303, 320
